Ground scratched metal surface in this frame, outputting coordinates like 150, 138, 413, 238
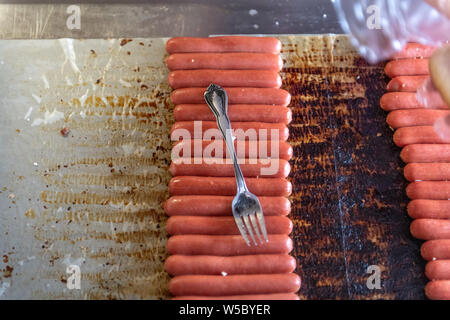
0, 35, 427, 300
0, 0, 342, 39
0, 38, 173, 299
281, 35, 427, 299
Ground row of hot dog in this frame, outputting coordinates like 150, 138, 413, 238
163, 36, 300, 299
383, 43, 450, 300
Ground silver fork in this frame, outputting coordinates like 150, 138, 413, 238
204, 83, 268, 246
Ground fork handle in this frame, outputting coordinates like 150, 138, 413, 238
204, 84, 248, 193
217, 115, 248, 193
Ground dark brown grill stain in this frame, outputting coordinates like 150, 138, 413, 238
281, 35, 426, 299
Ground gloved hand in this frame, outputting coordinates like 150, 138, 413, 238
419, 0, 450, 108
426, 0, 450, 18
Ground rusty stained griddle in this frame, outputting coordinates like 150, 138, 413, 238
0, 35, 427, 300
281, 35, 427, 299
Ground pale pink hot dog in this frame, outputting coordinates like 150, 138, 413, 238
170, 88, 291, 106
168, 70, 282, 89
425, 260, 450, 280
167, 234, 293, 256
163, 196, 291, 217
404, 163, 450, 181
166, 53, 283, 71
169, 273, 301, 296
421, 240, 450, 261
170, 158, 290, 178
166, 216, 292, 235
425, 280, 450, 300
391, 43, 436, 59
387, 109, 450, 128
406, 181, 450, 200
380, 92, 448, 111
401, 144, 450, 163
173, 104, 292, 124
164, 254, 296, 276
387, 76, 428, 92
171, 121, 289, 141
384, 58, 429, 78
393, 126, 449, 147
166, 36, 282, 54
172, 140, 293, 160
410, 219, 450, 240
172, 293, 299, 300
408, 200, 450, 219
169, 176, 292, 197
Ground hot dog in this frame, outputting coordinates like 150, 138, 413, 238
410, 219, 450, 240
386, 110, 449, 128
425, 280, 450, 300
170, 88, 291, 106
380, 92, 448, 111
168, 70, 282, 89
173, 104, 292, 124
404, 163, 450, 181
391, 43, 435, 59
172, 293, 300, 300
164, 254, 296, 275
169, 158, 290, 178
408, 200, 450, 219
387, 76, 428, 92
425, 260, 450, 280
384, 59, 429, 78
166, 53, 283, 71
172, 140, 293, 160
166, 216, 292, 235
406, 181, 450, 200
168, 273, 301, 296
163, 196, 291, 216
393, 126, 449, 147
401, 144, 450, 163
169, 176, 292, 196
421, 240, 450, 261
166, 36, 282, 54
171, 121, 289, 141
167, 234, 293, 256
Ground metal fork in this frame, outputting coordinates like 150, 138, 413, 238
204, 83, 268, 246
